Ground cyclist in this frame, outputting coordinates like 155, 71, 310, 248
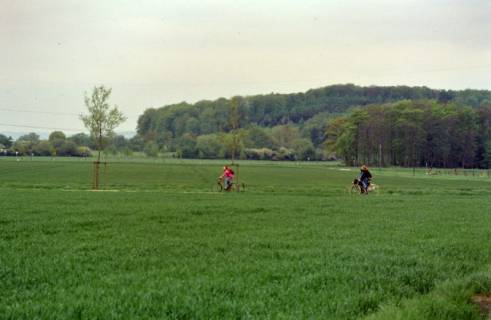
358, 165, 372, 193
219, 165, 235, 191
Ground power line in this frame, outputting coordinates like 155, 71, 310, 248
0, 108, 140, 118
0, 122, 85, 132
0, 108, 79, 116
1, 65, 490, 121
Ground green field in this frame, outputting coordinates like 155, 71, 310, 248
1, 157, 491, 319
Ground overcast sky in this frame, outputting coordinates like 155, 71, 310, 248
1, 0, 490, 134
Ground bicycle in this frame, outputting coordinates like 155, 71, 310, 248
213, 177, 246, 192
349, 178, 379, 195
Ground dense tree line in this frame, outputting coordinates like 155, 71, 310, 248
135, 84, 491, 163
0, 132, 88, 157
0, 132, 145, 157
333, 101, 491, 168
137, 85, 491, 140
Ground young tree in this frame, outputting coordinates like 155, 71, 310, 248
229, 96, 241, 162
80, 85, 126, 189
80, 86, 126, 161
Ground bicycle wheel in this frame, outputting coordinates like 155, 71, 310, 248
350, 184, 361, 195
213, 182, 223, 192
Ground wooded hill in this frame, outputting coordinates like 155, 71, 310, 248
136, 84, 491, 167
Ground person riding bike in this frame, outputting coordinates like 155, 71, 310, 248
219, 165, 235, 191
358, 165, 372, 193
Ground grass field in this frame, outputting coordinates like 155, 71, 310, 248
1, 157, 491, 319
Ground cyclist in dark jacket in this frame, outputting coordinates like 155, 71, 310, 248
358, 165, 372, 193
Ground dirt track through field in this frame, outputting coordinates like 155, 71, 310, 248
472, 294, 491, 317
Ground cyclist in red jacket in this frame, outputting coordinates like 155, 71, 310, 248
220, 165, 235, 191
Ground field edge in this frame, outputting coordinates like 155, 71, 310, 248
363, 265, 491, 320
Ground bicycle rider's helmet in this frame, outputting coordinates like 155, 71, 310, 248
361, 165, 368, 171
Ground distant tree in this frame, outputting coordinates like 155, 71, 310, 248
291, 138, 315, 160
325, 117, 348, 158
437, 90, 455, 105
49, 131, 66, 142
185, 117, 201, 135
156, 130, 174, 150
245, 126, 277, 149
48, 131, 67, 156
58, 140, 78, 156
77, 146, 92, 157
483, 140, 491, 168
196, 134, 222, 159
13, 140, 30, 155
271, 124, 300, 148
18, 132, 40, 143
16, 133, 40, 154
128, 135, 145, 152
199, 108, 219, 134
33, 140, 52, 156
112, 135, 128, 150
68, 133, 92, 148
144, 141, 159, 157
176, 133, 197, 158
451, 107, 478, 168
301, 112, 330, 147
334, 116, 360, 166
277, 147, 295, 161
475, 107, 491, 168
0, 134, 13, 148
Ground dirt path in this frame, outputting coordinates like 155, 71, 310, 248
472, 294, 491, 317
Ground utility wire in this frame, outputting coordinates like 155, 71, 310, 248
1, 64, 490, 132
2, 64, 490, 117
0, 122, 135, 134
0, 108, 79, 116
0, 108, 140, 118
0, 122, 85, 132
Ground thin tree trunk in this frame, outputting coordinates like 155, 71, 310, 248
94, 127, 102, 190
